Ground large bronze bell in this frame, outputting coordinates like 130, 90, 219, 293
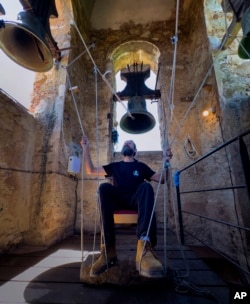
0, 11, 54, 72
238, 7, 250, 59
120, 96, 156, 134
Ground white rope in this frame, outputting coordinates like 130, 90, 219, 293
159, 0, 180, 272
65, 71, 86, 262
168, 0, 180, 122
161, 3, 232, 288
184, 135, 198, 160
65, 64, 108, 268
138, 165, 165, 268
91, 66, 105, 266
65, 70, 85, 135
236, 36, 250, 59
139, 0, 181, 272
160, 0, 180, 151
169, 170, 190, 280
91, 67, 110, 270
80, 148, 85, 262
91, 193, 100, 266
166, 0, 233, 148
163, 164, 168, 274
66, 43, 95, 69
169, 39, 225, 147
60, 0, 123, 265
152, 0, 228, 281
222, 0, 229, 33
154, 0, 180, 269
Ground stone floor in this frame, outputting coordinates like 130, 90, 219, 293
0, 227, 245, 304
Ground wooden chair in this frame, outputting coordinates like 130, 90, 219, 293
114, 210, 138, 224
103, 178, 138, 225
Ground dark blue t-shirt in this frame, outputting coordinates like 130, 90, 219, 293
103, 160, 155, 202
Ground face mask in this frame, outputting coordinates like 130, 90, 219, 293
121, 145, 134, 156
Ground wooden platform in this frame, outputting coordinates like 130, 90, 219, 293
0, 228, 234, 303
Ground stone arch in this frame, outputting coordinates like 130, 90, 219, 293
109, 40, 161, 74
108, 40, 162, 152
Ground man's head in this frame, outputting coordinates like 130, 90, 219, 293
121, 140, 137, 157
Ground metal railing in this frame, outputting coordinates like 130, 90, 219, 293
174, 130, 250, 275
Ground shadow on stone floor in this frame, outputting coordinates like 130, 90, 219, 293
22, 261, 221, 304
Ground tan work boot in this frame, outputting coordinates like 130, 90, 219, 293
90, 245, 117, 277
136, 239, 164, 278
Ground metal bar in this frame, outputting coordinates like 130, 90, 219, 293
184, 229, 250, 275
182, 210, 250, 231
179, 130, 250, 173
175, 130, 250, 278
176, 185, 185, 245
180, 185, 246, 194
239, 137, 250, 199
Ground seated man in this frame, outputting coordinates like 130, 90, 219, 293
80, 136, 173, 278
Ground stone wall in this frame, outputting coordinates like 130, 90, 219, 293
0, 87, 77, 251
0, 0, 77, 252
21, 0, 77, 247
0, 91, 40, 251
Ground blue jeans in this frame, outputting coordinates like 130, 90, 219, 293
98, 182, 157, 247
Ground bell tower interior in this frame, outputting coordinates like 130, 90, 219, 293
0, 0, 250, 289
